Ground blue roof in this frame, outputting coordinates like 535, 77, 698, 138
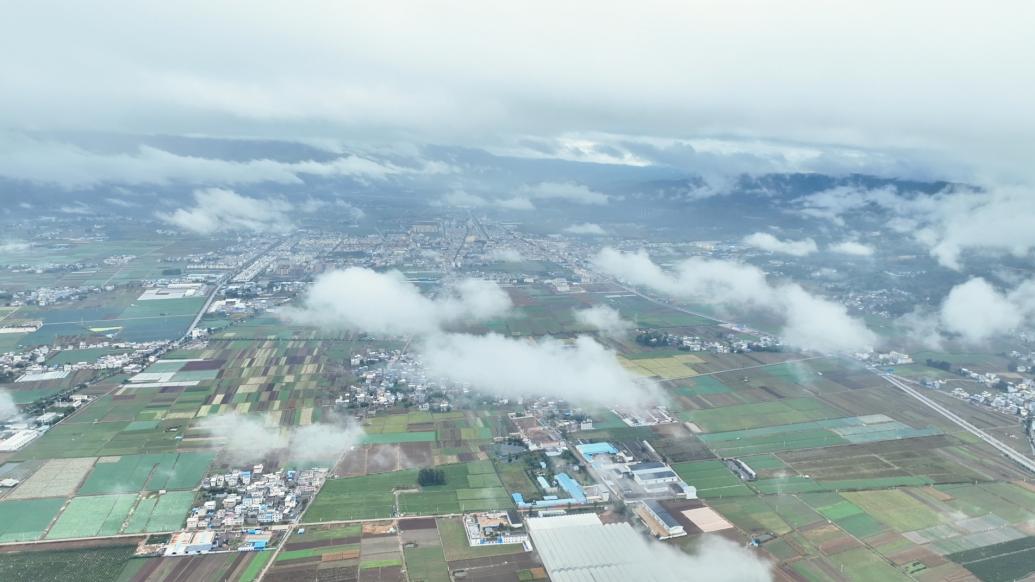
555, 473, 587, 504
576, 442, 618, 458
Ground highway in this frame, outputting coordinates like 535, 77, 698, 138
879, 372, 1035, 474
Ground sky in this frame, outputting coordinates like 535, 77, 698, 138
2, 1, 1034, 184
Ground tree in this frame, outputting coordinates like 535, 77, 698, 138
418, 468, 445, 487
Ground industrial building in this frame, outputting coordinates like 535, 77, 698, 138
629, 461, 680, 489
163, 531, 215, 556
637, 499, 687, 539
526, 513, 685, 582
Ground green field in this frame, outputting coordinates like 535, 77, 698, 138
0, 545, 137, 582
77, 452, 213, 495
948, 536, 1035, 582
670, 460, 754, 498
437, 517, 525, 561
46, 494, 137, 539
403, 546, 450, 582
122, 491, 194, 533
686, 398, 843, 433
0, 497, 65, 542
47, 348, 130, 365
307, 461, 512, 522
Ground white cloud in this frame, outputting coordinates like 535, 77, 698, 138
1, 3, 1034, 184
828, 241, 875, 256
439, 190, 535, 211
520, 181, 610, 205
593, 248, 876, 353
743, 232, 818, 256
283, 268, 511, 336
0, 135, 444, 188
797, 185, 1035, 269
156, 188, 293, 234
939, 277, 1035, 344
795, 186, 906, 226
920, 187, 1035, 270
422, 333, 660, 409
495, 196, 536, 210
564, 223, 607, 236
574, 305, 633, 338
199, 413, 364, 464
0, 241, 32, 253
0, 390, 19, 421
486, 248, 523, 262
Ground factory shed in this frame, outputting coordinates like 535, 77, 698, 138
526, 513, 685, 582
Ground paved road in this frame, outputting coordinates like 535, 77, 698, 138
880, 372, 1035, 474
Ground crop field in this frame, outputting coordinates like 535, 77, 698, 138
77, 452, 214, 495
46, 494, 137, 539
0, 544, 139, 582
620, 354, 703, 379
5, 457, 96, 499
684, 397, 844, 432
696, 414, 942, 457
263, 522, 404, 582
307, 461, 512, 522
0, 497, 65, 542
128, 551, 270, 582
123, 491, 195, 533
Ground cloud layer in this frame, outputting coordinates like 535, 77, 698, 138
574, 305, 633, 338
422, 333, 659, 409
593, 248, 876, 353
199, 413, 364, 464
564, 223, 607, 236
284, 268, 512, 335
157, 188, 294, 234
743, 232, 818, 256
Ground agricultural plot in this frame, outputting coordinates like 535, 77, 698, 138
46, 494, 137, 539
123, 491, 195, 533
685, 397, 844, 433
308, 461, 512, 522
77, 452, 213, 495
697, 414, 942, 457
130, 551, 271, 582
0, 497, 65, 542
620, 354, 702, 379
5, 457, 96, 499
0, 544, 138, 582
264, 522, 401, 582
671, 460, 754, 498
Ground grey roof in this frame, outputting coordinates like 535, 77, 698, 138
526, 514, 683, 582
643, 499, 681, 528
629, 462, 666, 472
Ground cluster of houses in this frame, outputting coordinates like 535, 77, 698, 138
186, 466, 328, 529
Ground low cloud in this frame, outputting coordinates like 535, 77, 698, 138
439, 190, 535, 211
564, 223, 607, 236
422, 333, 659, 409
0, 135, 445, 188
283, 268, 511, 336
0, 241, 32, 253
157, 188, 293, 234
939, 277, 1035, 344
520, 181, 610, 205
828, 241, 875, 256
298, 197, 366, 220
593, 248, 876, 353
0, 390, 19, 421
893, 276, 1035, 346
796, 185, 1035, 270
574, 305, 632, 338
486, 248, 523, 262
199, 413, 364, 464
743, 232, 818, 256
